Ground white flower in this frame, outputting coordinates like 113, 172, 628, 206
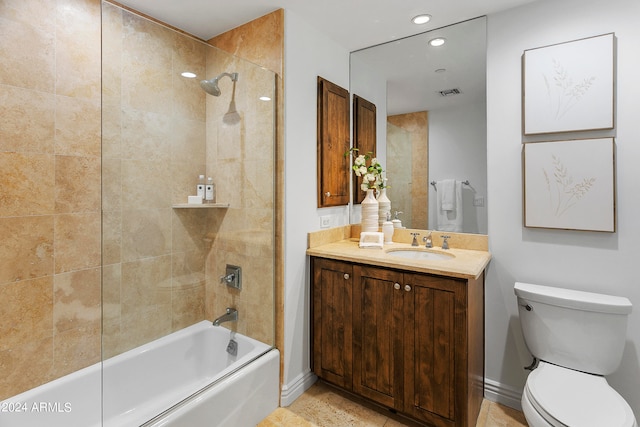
358, 166, 367, 176
360, 182, 369, 191
354, 155, 366, 166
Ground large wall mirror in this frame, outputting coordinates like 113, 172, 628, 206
350, 16, 487, 234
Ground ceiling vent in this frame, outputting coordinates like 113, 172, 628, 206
438, 88, 462, 97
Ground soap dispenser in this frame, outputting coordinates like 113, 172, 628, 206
392, 211, 403, 229
382, 212, 394, 244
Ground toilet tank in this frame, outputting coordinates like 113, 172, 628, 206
514, 282, 632, 375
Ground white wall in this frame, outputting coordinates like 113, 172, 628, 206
428, 100, 488, 234
281, 9, 350, 405
486, 0, 640, 415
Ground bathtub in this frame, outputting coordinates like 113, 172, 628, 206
0, 321, 280, 427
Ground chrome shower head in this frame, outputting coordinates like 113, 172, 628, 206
200, 72, 238, 96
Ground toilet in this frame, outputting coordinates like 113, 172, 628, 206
514, 282, 637, 427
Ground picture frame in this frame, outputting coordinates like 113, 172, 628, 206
523, 138, 615, 232
522, 33, 614, 135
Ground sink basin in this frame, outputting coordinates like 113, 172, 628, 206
386, 249, 455, 261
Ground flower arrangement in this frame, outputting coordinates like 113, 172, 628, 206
346, 148, 383, 191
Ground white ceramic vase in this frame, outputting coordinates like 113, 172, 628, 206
377, 187, 391, 226
361, 188, 379, 232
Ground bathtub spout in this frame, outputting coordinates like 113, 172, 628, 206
213, 308, 238, 326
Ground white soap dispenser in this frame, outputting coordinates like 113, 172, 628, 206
382, 212, 394, 244
392, 211, 403, 229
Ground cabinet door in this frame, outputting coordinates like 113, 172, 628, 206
317, 77, 350, 207
311, 258, 353, 389
352, 265, 404, 409
403, 274, 462, 425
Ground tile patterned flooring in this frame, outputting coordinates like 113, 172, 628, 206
259, 381, 528, 427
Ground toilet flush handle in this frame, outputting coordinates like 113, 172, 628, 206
519, 303, 533, 311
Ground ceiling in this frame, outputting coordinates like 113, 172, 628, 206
114, 0, 537, 52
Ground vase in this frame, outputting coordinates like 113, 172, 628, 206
361, 188, 379, 232
377, 187, 391, 226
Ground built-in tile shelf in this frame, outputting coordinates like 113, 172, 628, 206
172, 203, 230, 209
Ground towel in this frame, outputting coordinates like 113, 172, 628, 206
436, 180, 463, 232
438, 179, 456, 211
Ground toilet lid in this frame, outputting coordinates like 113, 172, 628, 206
526, 362, 636, 427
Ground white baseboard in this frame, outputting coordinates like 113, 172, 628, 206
280, 370, 318, 407
484, 378, 523, 411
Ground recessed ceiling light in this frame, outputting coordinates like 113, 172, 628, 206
181, 71, 197, 78
411, 14, 431, 25
429, 37, 446, 47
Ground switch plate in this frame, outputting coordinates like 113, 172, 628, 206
473, 196, 485, 207
320, 215, 331, 228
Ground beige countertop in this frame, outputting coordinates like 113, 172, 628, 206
306, 230, 491, 280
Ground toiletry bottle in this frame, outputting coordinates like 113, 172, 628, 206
197, 175, 205, 200
392, 211, 403, 229
382, 212, 394, 244
205, 177, 215, 203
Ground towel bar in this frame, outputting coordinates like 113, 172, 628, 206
430, 180, 470, 191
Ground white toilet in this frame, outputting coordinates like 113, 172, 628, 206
514, 282, 637, 427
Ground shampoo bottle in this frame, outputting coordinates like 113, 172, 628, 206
197, 175, 205, 200
205, 177, 215, 203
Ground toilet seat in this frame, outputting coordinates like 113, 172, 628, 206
525, 361, 636, 427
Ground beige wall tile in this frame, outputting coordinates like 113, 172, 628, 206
0, 85, 55, 154
0, 277, 53, 350
55, 95, 101, 157
0, 337, 54, 400
0, 13, 55, 92
53, 212, 101, 274
55, 0, 101, 100
102, 210, 122, 265
52, 322, 100, 378
53, 267, 101, 333
121, 208, 171, 261
55, 155, 101, 214
121, 159, 172, 209
0, 216, 54, 284
0, 152, 55, 217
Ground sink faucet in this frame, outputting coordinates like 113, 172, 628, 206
441, 235, 451, 250
410, 232, 420, 246
422, 232, 433, 248
213, 308, 238, 326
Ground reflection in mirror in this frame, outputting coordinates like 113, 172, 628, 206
350, 16, 487, 233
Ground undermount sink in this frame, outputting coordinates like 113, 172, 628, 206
386, 249, 455, 261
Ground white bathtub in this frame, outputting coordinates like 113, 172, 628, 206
0, 321, 280, 427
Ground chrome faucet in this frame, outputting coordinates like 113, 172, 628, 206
423, 232, 433, 248
410, 232, 420, 246
441, 235, 451, 250
213, 308, 238, 326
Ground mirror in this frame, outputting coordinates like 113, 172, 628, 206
350, 16, 487, 234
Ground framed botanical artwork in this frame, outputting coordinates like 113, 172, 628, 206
523, 33, 615, 135
523, 138, 615, 232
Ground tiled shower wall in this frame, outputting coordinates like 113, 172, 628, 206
0, 0, 102, 399
1, 0, 276, 400
387, 112, 429, 229
102, 3, 276, 355
101, 2, 211, 358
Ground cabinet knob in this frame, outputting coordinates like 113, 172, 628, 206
344, 273, 350, 280
394, 283, 401, 290
404, 284, 412, 292
325, 192, 331, 197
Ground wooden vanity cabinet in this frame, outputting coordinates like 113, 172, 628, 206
311, 257, 485, 427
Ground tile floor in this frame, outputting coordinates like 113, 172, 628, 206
259, 381, 528, 427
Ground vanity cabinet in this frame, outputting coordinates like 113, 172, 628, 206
311, 257, 484, 427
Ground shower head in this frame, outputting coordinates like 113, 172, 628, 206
200, 72, 238, 96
